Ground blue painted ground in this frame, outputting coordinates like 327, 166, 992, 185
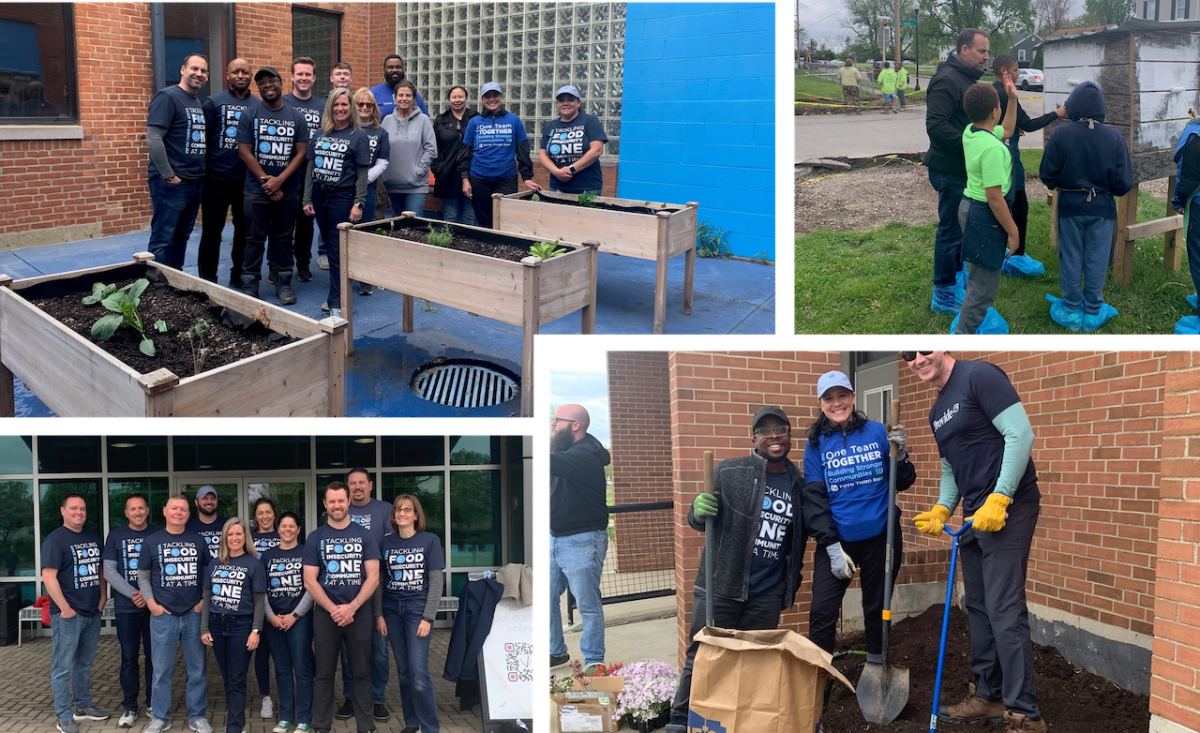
2, 222, 774, 417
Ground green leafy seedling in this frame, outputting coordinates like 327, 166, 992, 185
427, 224, 454, 248
531, 193, 541, 202
529, 240, 567, 260
81, 282, 117, 306
178, 317, 211, 375
91, 278, 155, 356
577, 191, 598, 208
375, 228, 388, 236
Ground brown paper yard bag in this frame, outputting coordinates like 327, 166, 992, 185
687, 626, 855, 733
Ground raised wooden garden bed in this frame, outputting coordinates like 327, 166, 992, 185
493, 190, 699, 334
339, 213, 598, 417
0, 253, 346, 417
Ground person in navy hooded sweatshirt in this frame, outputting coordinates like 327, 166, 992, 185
1038, 80, 1132, 332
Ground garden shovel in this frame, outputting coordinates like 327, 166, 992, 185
703, 450, 715, 627
857, 398, 910, 725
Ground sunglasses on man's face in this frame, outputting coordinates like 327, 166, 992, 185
900, 351, 934, 362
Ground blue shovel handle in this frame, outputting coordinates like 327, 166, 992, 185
929, 520, 973, 733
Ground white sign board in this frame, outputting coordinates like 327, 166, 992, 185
481, 597, 533, 720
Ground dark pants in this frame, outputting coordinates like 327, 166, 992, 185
1012, 188, 1029, 257
383, 600, 439, 733
669, 580, 783, 724
1057, 214, 1113, 314
340, 628, 388, 704
148, 175, 204, 269
243, 190, 299, 278
265, 614, 314, 726
1186, 201, 1200, 304
198, 175, 247, 283
294, 176, 317, 268
312, 185, 355, 307
313, 605, 374, 732
210, 613, 253, 733
116, 610, 154, 713
808, 517, 903, 656
253, 633, 271, 697
929, 168, 967, 287
959, 500, 1041, 719
468, 174, 518, 229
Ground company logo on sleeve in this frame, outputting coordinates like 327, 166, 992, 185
209, 563, 248, 612
156, 541, 201, 588
71, 542, 101, 590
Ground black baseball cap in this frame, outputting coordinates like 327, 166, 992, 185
752, 405, 791, 428
254, 66, 282, 82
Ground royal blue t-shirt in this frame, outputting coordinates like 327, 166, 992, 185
253, 531, 281, 555
237, 102, 309, 194
380, 531, 445, 605
262, 544, 307, 615
203, 89, 259, 181
186, 516, 227, 560
205, 553, 267, 616
541, 113, 607, 194
463, 111, 528, 181
307, 127, 372, 188
349, 499, 393, 546
145, 529, 211, 615
40, 526, 102, 616
370, 82, 428, 119
303, 522, 381, 606
102, 524, 158, 615
147, 84, 207, 180
804, 421, 893, 543
361, 125, 391, 171
283, 93, 325, 142
746, 470, 794, 597
930, 360, 1041, 513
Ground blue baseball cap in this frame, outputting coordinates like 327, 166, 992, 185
196, 485, 217, 499
817, 371, 854, 399
481, 82, 503, 96
555, 85, 581, 100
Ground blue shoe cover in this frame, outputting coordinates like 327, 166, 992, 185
1082, 303, 1118, 331
1002, 254, 1046, 277
956, 267, 969, 289
1046, 295, 1082, 331
932, 285, 963, 314
949, 307, 1009, 334
1176, 316, 1200, 334
1188, 293, 1198, 311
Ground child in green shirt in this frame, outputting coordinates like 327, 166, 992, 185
954, 74, 1020, 334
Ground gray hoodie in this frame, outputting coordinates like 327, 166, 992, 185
381, 107, 437, 194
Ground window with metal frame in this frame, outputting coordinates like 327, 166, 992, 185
0, 4, 78, 123
293, 5, 342, 99
152, 3, 236, 100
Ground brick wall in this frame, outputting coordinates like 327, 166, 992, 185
608, 352, 673, 574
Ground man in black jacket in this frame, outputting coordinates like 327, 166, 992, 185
925, 28, 990, 315
664, 406, 845, 733
549, 404, 612, 670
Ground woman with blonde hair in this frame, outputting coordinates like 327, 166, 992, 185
376, 494, 444, 733
352, 87, 390, 296
301, 86, 372, 316
200, 518, 268, 733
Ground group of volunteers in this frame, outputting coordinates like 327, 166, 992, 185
923, 28, 1132, 333
622, 351, 1044, 733
40, 471, 446, 733
835, 59, 907, 115
147, 52, 609, 315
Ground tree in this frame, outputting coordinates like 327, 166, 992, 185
918, 0, 1036, 57
843, 0, 921, 58
1084, 0, 1135, 23
1033, 0, 1074, 33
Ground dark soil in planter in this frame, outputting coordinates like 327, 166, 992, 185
821, 605, 1149, 733
536, 194, 678, 216
32, 275, 295, 378
384, 224, 536, 262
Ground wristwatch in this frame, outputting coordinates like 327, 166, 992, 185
569, 165, 577, 174
252, 628, 260, 634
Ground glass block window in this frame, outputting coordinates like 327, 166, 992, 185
396, 2, 624, 160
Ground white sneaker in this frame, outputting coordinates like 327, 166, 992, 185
318, 254, 330, 270
144, 719, 171, 733
188, 718, 213, 733
261, 697, 274, 719
119, 710, 137, 728
331, 308, 342, 318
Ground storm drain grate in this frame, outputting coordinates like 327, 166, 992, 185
411, 359, 520, 408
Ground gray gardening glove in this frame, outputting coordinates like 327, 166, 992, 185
887, 425, 908, 461
827, 542, 857, 581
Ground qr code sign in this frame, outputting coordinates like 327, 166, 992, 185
505, 641, 532, 682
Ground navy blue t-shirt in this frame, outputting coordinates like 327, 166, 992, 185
203, 89, 259, 181
464, 111, 528, 181
237, 102, 309, 194
746, 470, 794, 597
40, 526, 102, 616
253, 531, 281, 555
307, 127, 372, 188
930, 360, 1041, 513
205, 553, 267, 616
283, 93, 325, 141
361, 125, 391, 171
302, 522, 381, 606
102, 524, 158, 614
186, 516, 227, 560
147, 84, 207, 180
348, 498, 393, 546
380, 531, 445, 605
145, 529, 211, 615
541, 113, 607, 194
262, 544, 307, 615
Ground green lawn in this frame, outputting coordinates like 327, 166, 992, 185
796, 70, 847, 99
795, 189, 1193, 334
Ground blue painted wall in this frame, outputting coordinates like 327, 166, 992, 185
617, 3, 775, 259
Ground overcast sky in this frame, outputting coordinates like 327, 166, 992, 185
550, 368, 611, 447
796, 0, 1087, 45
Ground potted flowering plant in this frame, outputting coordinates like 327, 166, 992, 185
614, 661, 679, 732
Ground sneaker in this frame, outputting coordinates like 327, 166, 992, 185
1003, 711, 1048, 733
297, 266, 313, 282
318, 254, 330, 270
330, 308, 342, 318
189, 718, 214, 733
119, 710, 138, 728
273, 721, 294, 733
931, 285, 962, 315
294, 726, 312, 733
56, 719, 80, 733
321, 301, 330, 312
74, 707, 111, 721
267, 268, 277, 285
940, 684, 1005, 724
400, 728, 420, 733
261, 696, 274, 719
373, 704, 390, 721
359, 282, 373, 296
144, 720, 171, 733
336, 699, 354, 720
276, 272, 296, 305
550, 652, 570, 668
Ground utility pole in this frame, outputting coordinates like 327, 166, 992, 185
914, 9, 921, 90
795, 0, 801, 68
893, 0, 902, 73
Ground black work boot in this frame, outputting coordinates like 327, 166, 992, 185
275, 271, 296, 306
240, 274, 259, 299
267, 266, 278, 285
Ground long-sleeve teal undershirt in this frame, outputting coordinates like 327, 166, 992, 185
937, 402, 1034, 510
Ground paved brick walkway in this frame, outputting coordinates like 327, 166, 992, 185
1, 631, 482, 733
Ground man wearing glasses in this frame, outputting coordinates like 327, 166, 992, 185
904, 351, 1046, 733
665, 406, 840, 733
549, 405, 612, 671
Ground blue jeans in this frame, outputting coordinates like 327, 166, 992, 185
210, 613, 252, 733
550, 530, 608, 666
148, 175, 204, 269
312, 185, 355, 308
929, 169, 967, 287
441, 196, 476, 225
115, 610, 154, 713
50, 611, 102, 721
388, 192, 428, 219
150, 610, 207, 725
265, 614, 314, 725
1057, 214, 1113, 314
340, 624, 389, 704
253, 631, 271, 697
383, 600, 439, 733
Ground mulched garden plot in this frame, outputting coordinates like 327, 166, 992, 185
822, 605, 1149, 733
384, 224, 537, 262
32, 276, 294, 378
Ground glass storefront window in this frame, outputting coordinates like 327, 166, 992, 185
381, 473, 445, 541
176, 482, 239, 522
0, 436, 33, 474
38, 436, 101, 473
316, 437, 376, 470
249, 481, 306, 530
39, 479, 102, 538
0, 480, 34, 577
174, 437, 310, 472
450, 436, 501, 465
160, 3, 235, 100
382, 436, 444, 467
449, 470, 501, 566
107, 437, 169, 473
0, 4, 77, 122
108, 478, 171, 533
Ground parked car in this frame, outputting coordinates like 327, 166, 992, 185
1016, 68, 1044, 91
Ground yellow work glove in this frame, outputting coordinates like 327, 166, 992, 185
966, 493, 1011, 532
913, 504, 951, 537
